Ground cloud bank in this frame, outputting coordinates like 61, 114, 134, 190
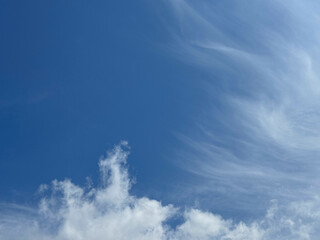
1, 143, 320, 239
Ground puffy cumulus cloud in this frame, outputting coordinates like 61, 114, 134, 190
172, 209, 262, 240
1, 143, 320, 240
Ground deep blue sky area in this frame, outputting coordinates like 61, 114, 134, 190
0, 0, 205, 203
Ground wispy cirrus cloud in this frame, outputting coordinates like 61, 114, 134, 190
2, 143, 320, 239
166, 0, 320, 212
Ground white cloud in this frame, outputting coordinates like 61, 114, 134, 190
166, 0, 320, 209
1, 143, 320, 239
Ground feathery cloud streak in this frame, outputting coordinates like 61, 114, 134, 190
166, 0, 320, 211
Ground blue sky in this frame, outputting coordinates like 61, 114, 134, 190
0, 0, 194, 200
2, 0, 320, 239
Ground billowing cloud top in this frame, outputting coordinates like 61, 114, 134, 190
1, 143, 320, 240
